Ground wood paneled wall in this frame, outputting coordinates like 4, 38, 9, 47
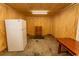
26, 16, 53, 36
52, 4, 79, 39
0, 4, 26, 51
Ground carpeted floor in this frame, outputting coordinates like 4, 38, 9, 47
0, 36, 71, 56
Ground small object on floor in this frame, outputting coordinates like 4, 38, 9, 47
34, 53, 40, 56
36, 40, 39, 42
49, 48, 52, 52
34, 35, 44, 39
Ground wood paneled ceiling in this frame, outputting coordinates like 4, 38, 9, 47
6, 3, 71, 16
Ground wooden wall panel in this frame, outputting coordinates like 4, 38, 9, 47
52, 4, 78, 39
26, 16, 53, 36
0, 4, 26, 52
0, 4, 7, 52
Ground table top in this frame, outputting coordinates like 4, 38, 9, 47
56, 38, 79, 56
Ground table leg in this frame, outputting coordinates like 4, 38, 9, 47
58, 44, 61, 54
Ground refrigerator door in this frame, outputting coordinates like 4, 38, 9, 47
5, 20, 24, 51
76, 19, 79, 41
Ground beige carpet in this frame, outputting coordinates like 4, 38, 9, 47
0, 36, 71, 56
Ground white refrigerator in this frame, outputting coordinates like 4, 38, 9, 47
5, 19, 27, 51
76, 19, 79, 41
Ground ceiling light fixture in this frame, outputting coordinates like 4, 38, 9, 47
31, 10, 49, 14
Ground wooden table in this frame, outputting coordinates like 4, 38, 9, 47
56, 38, 79, 56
